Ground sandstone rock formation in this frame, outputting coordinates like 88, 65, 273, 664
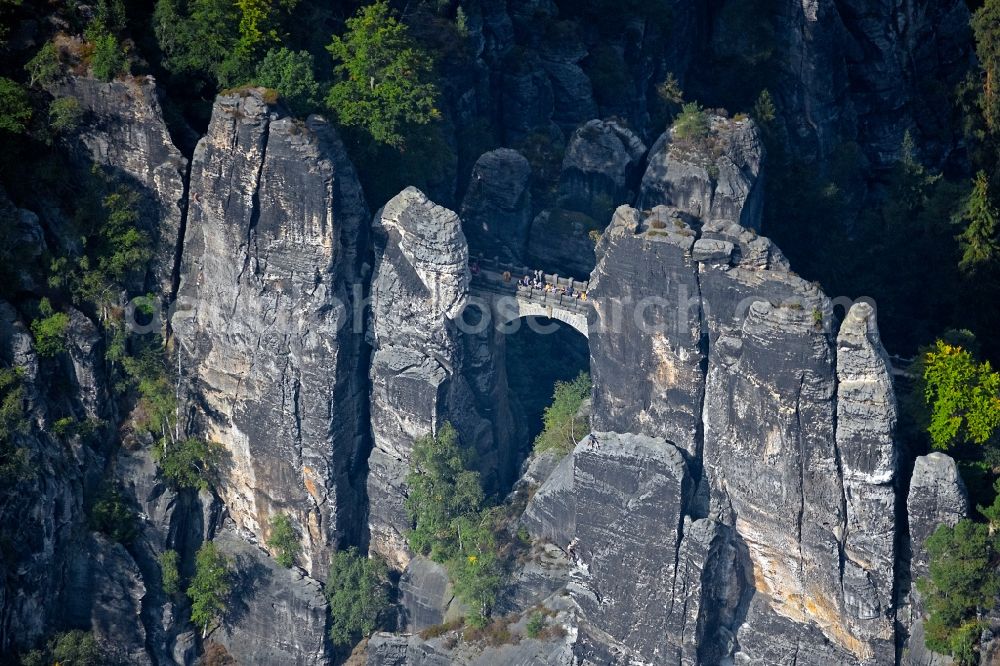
639, 115, 765, 230
172, 89, 369, 578
367, 187, 514, 569
459, 149, 532, 263
53, 76, 187, 299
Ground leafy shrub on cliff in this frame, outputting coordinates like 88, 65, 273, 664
20, 630, 104, 666
406, 424, 504, 626
266, 513, 300, 567
917, 519, 1000, 661
254, 47, 320, 116
49, 97, 83, 134
326, 546, 390, 647
30, 299, 70, 358
533, 372, 591, 456
921, 340, 1000, 451
153, 437, 223, 491
672, 102, 710, 143
86, 22, 127, 81
326, 0, 440, 148
188, 541, 232, 638
159, 548, 181, 596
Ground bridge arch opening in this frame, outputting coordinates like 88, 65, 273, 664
504, 315, 591, 470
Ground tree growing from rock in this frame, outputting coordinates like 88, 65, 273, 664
405, 423, 504, 626
188, 541, 232, 638
325, 546, 390, 647
266, 512, 300, 567
325, 0, 440, 148
533, 372, 591, 456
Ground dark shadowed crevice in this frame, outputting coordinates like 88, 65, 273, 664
504, 315, 590, 472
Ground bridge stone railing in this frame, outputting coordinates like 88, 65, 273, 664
468, 253, 592, 317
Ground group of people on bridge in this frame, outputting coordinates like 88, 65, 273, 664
469, 259, 590, 303
517, 269, 588, 300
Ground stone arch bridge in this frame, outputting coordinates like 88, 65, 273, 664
468, 256, 592, 338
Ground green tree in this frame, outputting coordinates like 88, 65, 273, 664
266, 512, 300, 567
753, 89, 776, 125
917, 519, 1000, 660
25, 42, 63, 87
972, 0, 1000, 133
188, 541, 232, 637
672, 102, 710, 143
405, 423, 484, 560
0, 367, 29, 484
89, 484, 138, 544
153, 437, 223, 491
533, 372, 591, 456
30, 298, 70, 358
159, 548, 181, 596
922, 340, 1000, 450
255, 47, 320, 116
209, 0, 298, 87
326, 0, 440, 148
49, 96, 83, 134
0, 77, 32, 134
404, 423, 504, 625
957, 171, 999, 274
21, 630, 103, 666
154, 0, 240, 87
325, 546, 390, 647
86, 22, 127, 81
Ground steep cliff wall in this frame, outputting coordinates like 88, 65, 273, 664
523, 117, 901, 664
366, 187, 515, 569
172, 89, 369, 577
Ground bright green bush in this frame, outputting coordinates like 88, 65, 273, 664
326, 0, 440, 148
159, 548, 181, 596
86, 22, 127, 81
921, 340, 1000, 450
266, 513, 300, 567
188, 541, 232, 637
672, 102, 710, 143
533, 372, 591, 456
326, 546, 390, 647
254, 47, 320, 116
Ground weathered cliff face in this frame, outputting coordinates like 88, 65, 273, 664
639, 116, 765, 230
211, 527, 331, 665
53, 76, 188, 299
520, 114, 901, 664
172, 89, 369, 578
366, 187, 515, 569
459, 149, 532, 263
